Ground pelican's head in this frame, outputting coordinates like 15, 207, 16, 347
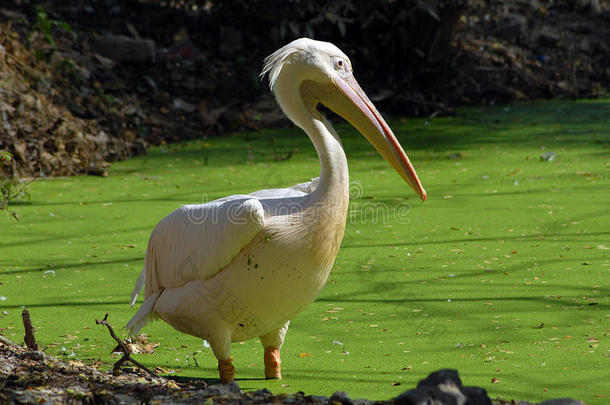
262, 38, 426, 201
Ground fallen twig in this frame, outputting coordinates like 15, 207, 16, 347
95, 313, 161, 379
22, 308, 38, 350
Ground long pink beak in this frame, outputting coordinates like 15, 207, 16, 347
331, 74, 427, 201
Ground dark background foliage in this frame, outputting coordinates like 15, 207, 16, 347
29, 0, 472, 114
0, 0, 608, 179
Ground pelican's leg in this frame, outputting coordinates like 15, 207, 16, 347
260, 320, 290, 379
209, 328, 234, 383
217, 358, 234, 384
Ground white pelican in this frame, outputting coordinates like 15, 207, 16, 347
126, 38, 426, 383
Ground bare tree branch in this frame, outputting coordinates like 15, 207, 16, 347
95, 313, 161, 379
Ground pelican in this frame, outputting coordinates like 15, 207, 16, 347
126, 38, 426, 383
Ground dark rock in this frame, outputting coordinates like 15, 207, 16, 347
19, 350, 45, 361
90, 34, 156, 63
206, 381, 241, 396
417, 369, 464, 389
281, 395, 298, 403
396, 369, 492, 405
329, 391, 354, 405
396, 385, 465, 405
462, 386, 492, 405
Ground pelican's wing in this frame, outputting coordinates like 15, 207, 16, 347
127, 196, 266, 334
143, 197, 265, 297
288, 177, 319, 194
248, 177, 319, 199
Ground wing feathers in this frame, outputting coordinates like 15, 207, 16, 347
144, 198, 265, 296
126, 290, 160, 335
129, 266, 146, 306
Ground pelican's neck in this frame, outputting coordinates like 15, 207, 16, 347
305, 114, 349, 199
273, 78, 349, 201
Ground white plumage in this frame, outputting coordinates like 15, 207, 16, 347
127, 38, 426, 383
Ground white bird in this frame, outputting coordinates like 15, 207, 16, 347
126, 38, 426, 383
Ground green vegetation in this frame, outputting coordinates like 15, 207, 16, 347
0, 151, 31, 221
33, 6, 72, 53
1, 99, 608, 403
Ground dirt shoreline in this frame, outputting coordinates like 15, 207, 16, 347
1, 340, 587, 405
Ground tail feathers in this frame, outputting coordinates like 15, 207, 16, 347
129, 267, 146, 306
125, 291, 159, 336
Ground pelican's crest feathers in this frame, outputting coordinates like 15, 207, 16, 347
260, 42, 300, 91
261, 38, 329, 91
261, 38, 350, 92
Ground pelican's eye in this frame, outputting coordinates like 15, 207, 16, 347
333, 57, 348, 73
